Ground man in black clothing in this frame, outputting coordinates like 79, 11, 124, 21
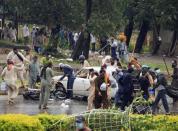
114, 69, 134, 111
152, 73, 170, 114
171, 60, 178, 89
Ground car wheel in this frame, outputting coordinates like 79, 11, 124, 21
55, 83, 67, 100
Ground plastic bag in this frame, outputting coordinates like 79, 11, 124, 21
0, 81, 7, 91
100, 83, 107, 91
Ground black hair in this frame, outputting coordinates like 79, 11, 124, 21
13, 47, 17, 51
89, 69, 94, 72
173, 60, 177, 65
40, 62, 53, 79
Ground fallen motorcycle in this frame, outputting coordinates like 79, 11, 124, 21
23, 82, 67, 100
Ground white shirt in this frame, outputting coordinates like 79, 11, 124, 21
90, 34, 96, 43
11, 29, 17, 40
74, 33, 79, 42
23, 25, 30, 37
1, 66, 23, 85
31, 29, 36, 38
106, 65, 117, 88
111, 40, 118, 47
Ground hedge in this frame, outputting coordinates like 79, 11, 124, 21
130, 114, 178, 131
0, 114, 43, 131
0, 113, 178, 131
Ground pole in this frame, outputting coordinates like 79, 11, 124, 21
97, 43, 110, 54
162, 55, 170, 76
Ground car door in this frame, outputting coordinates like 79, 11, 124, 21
73, 69, 88, 96
82, 78, 90, 96
73, 77, 85, 96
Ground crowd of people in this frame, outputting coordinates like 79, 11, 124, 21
1, 44, 177, 114
0, 23, 48, 53
0, 23, 178, 115
0, 23, 17, 42
1, 48, 53, 108
85, 56, 178, 114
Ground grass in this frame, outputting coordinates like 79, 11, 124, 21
140, 58, 172, 74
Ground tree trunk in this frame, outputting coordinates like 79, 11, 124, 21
124, 18, 134, 46
152, 24, 161, 55
83, 31, 90, 59
169, 30, 177, 56
72, 0, 92, 60
86, 0, 92, 22
135, 20, 150, 53
71, 31, 91, 60
14, 11, 18, 40
72, 32, 85, 60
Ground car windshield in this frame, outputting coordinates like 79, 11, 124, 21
75, 69, 89, 78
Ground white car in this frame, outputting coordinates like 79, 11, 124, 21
52, 66, 118, 99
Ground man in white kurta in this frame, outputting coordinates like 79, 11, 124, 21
1, 60, 24, 104
7, 48, 30, 88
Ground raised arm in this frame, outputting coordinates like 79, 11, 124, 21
19, 52, 30, 63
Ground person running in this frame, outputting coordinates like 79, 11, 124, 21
1, 60, 24, 104
152, 72, 170, 114
59, 63, 76, 99
39, 62, 53, 109
7, 48, 30, 88
28, 56, 40, 89
87, 69, 98, 110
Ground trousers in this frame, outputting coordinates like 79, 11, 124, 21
152, 89, 169, 113
39, 81, 50, 107
67, 77, 75, 98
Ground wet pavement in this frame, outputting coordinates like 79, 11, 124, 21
0, 95, 87, 115
0, 94, 177, 115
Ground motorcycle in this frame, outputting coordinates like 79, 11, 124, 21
23, 82, 67, 100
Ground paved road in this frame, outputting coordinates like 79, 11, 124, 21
0, 94, 177, 115
0, 95, 87, 115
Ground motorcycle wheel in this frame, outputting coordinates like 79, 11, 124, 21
54, 83, 67, 100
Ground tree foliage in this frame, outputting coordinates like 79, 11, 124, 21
2, 0, 178, 54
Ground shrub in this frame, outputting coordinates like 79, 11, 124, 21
0, 113, 178, 131
130, 114, 178, 131
35, 114, 72, 131
0, 114, 43, 131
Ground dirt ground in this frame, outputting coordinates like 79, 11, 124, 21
0, 53, 177, 74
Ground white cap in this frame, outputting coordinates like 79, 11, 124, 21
59, 63, 64, 67
155, 69, 161, 74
